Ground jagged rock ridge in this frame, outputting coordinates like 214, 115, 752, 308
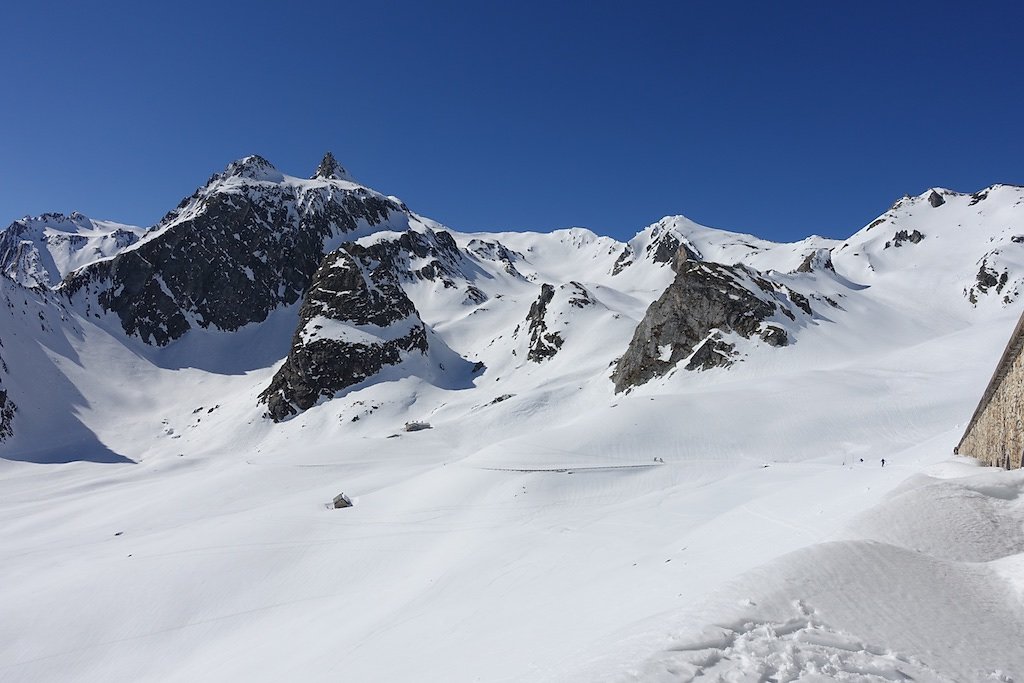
612, 251, 812, 392
259, 242, 429, 421
63, 154, 403, 345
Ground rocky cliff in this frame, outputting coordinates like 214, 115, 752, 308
63, 154, 404, 345
611, 250, 809, 392
259, 244, 428, 421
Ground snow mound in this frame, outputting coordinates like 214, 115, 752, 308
599, 467, 1024, 682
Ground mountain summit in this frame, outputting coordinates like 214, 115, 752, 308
312, 151, 352, 181
2, 155, 1024, 682
0, 155, 1022, 443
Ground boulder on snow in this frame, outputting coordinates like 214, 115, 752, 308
404, 421, 432, 432
332, 493, 353, 509
928, 190, 945, 208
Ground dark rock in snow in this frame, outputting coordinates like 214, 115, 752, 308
333, 493, 353, 508
966, 255, 1011, 305
612, 256, 809, 392
928, 191, 945, 208
884, 229, 925, 249
684, 333, 736, 371
259, 244, 428, 421
525, 284, 565, 362
612, 229, 700, 276
648, 232, 682, 265
466, 239, 524, 279
0, 387, 15, 443
795, 249, 836, 274
760, 325, 789, 347
63, 155, 402, 345
313, 151, 351, 181
611, 247, 634, 276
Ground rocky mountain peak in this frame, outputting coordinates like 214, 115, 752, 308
223, 154, 282, 181
313, 151, 352, 181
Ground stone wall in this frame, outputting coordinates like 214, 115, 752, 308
956, 314, 1024, 469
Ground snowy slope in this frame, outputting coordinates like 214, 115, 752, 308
0, 162, 1023, 681
0, 212, 145, 287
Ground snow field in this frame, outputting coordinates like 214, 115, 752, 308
2, 184, 1024, 680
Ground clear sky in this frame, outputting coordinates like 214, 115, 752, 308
2, 1, 1022, 242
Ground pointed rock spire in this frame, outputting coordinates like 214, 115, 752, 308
313, 152, 352, 181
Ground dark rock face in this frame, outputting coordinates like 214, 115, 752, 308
612, 257, 808, 392
360, 229, 468, 289
63, 156, 402, 345
0, 332, 14, 442
966, 255, 1010, 305
313, 152, 350, 181
928, 190, 946, 208
759, 325, 789, 346
525, 283, 564, 362
259, 245, 428, 421
611, 247, 633, 276
795, 249, 836, 274
649, 232, 682, 265
684, 333, 736, 371
884, 230, 925, 249
467, 239, 524, 279
612, 229, 700, 276
0, 387, 14, 443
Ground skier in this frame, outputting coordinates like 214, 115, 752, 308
881, 458, 886, 468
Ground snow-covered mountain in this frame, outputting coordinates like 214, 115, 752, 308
0, 212, 146, 288
1, 156, 1023, 681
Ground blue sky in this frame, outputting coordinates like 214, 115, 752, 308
2, 1, 1021, 242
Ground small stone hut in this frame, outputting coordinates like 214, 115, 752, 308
956, 312, 1024, 468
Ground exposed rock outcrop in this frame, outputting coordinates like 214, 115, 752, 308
967, 255, 1011, 305
612, 253, 809, 392
63, 155, 402, 345
313, 152, 352, 181
467, 239, 524, 279
884, 230, 925, 249
928, 190, 945, 208
525, 284, 564, 362
612, 224, 700, 276
259, 244, 428, 421
0, 385, 15, 443
795, 248, 836, 274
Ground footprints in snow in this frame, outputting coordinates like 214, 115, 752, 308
664, 601, 952, 682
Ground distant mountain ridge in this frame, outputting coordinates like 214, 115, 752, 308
1, 154, 1022, 456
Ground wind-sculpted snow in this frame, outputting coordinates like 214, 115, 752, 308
598, 467, 1024, 682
